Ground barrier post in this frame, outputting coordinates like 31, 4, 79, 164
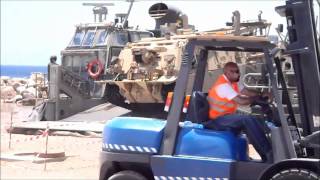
35, 73, 38, 105
8, 111, 13, 149
44, 123, 49, 171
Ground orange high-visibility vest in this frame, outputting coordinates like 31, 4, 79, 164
208, 75, 239, 119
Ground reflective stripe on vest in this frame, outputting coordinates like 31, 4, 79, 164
207, 96, 234, 108
208, 75, 239, 119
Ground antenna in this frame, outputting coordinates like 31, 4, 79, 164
83, 3, 114, 22
121, 0, 135, 27
114, 0, 137, 28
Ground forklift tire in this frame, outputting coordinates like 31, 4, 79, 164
270, 168, 319, 180
108, 170, 147, 180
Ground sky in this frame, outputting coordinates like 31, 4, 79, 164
1, 0, 318, 66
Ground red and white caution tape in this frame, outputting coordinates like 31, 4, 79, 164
12, 128, 49, 143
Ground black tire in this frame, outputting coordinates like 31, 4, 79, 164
108, 170, 147, 180
103, 85, 130, 109
270, 168, 319, 180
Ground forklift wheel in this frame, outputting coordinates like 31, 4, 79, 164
108, 170, 147, 180
270, 168, 319, 180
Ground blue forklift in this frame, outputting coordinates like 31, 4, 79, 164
99, 0, 320, 179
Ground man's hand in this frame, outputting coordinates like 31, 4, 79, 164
261, 91, 273, 103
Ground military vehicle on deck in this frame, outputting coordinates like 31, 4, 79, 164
98, 3, 275, 111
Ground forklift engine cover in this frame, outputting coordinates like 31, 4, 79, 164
102, 117, 166, 154
102, 117, 248, 160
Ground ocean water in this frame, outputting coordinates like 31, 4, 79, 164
0, 65, 47, 78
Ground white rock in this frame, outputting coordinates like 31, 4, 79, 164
25, 87, 36, 96
16, 85, 27, 94
12, 77, 27, 83
0, 86, 16, 99
0, 79, 6, 86
27, 79, 36, 87
3, 79, 12, 86
14, 94, 23, 101
12, 82, 22, 91
4, 95, 23, 103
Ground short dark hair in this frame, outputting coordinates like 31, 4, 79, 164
223, 62, 238, 73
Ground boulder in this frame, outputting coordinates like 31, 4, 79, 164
12, 82, 22, 91
27, 79, 36, 87
21, 91, 35, 99
17, 98, 36, 106
4, 95, 23, 103
0, 86, 16, 99
16, 85, 27, 94
24, 87, 36, 97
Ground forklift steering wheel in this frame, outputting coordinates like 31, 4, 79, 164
251, 96, 270, 107
250, 96, 275, 123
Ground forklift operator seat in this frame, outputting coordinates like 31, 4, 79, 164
190, 91, 243, 135
189, 91, 209, 124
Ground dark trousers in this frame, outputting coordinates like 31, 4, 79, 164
203, 114, 271, 161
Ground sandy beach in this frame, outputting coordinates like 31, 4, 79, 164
1, 102, 101, 180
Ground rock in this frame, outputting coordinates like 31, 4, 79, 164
1, 79, 7, 86
16, 85, 26, 94
17, 98, 36, 106
21, 91, 35, 99
22, 87, 36, 97
27, 79, 36, 87
12, 78, 27, 84
0, 86, 16, 99
14, 95, 23, 101
5, 79, 14, 86
12, 82, 22, 91
4, 95, 23, 103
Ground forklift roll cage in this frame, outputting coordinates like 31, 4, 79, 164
161, 36, 298, 160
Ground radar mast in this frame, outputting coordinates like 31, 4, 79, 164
82, 3, 114, 22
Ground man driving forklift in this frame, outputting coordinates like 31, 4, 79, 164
203, 62, 273, 162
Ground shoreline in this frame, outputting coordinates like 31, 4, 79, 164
1, 65, 47, 79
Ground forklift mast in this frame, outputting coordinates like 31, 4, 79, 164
276, 0, 320, 136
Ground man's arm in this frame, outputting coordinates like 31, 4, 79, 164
217, 84, 259, 105
241, 88, 273, 102
232, 94, 257, 105
240, 88, 260, 97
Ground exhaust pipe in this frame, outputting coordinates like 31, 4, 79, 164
148, 3, 188, 30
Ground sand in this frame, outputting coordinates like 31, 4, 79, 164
1, 102, 101, 180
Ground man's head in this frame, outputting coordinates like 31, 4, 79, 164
223, 62, 240, 82
50, 55, 57, 63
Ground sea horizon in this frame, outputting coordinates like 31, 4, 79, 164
1, 65, 47, 78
